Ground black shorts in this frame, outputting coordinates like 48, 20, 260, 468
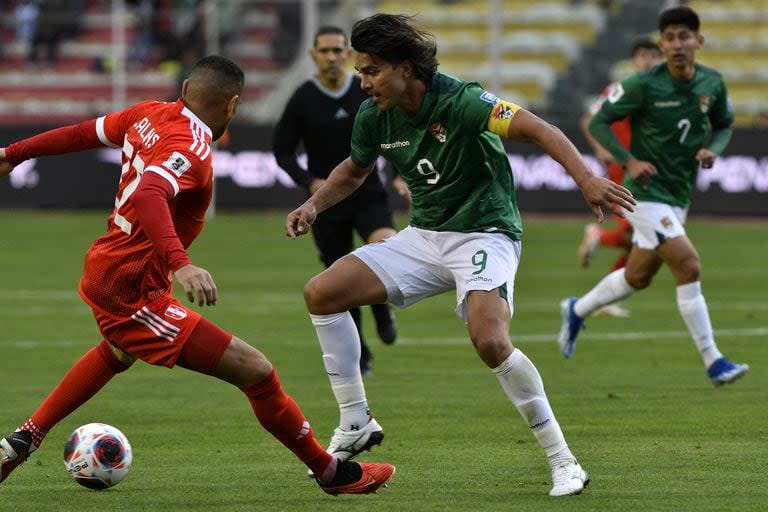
311, 190, 395, 267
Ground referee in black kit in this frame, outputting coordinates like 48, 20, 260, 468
273, 26, 404, 375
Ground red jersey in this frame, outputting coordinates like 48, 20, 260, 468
78, 99, 213, 317
590, 82, 631, 184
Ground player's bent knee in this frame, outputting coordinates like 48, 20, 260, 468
470, 333, 513, 368
678, 257, 701, 283
624, 270, 653, 290
212, 336, 273, 387
303, 275, 345, 315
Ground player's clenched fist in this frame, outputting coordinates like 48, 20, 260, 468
174, 263, 218, 306
285, 203, 317, 239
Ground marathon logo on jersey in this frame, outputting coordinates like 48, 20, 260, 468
429, 123, 447, 143
699, 95, 710, 113
380, 140, 410, 150
479, 91, 499, 104
163, 152, 192, 177
164, 304, 188, 321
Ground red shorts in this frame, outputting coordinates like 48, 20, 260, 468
91, 295, 207, 368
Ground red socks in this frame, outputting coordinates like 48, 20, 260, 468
609, 253, 629, 272
241, 370, 333, 479
24, 341, 129, 448
599, 228, 629, 248
21, 345, 335, 480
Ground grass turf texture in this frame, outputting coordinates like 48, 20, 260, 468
0, 211, 765, 512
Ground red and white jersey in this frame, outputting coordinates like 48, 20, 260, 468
590, 81, 632, 149
590, 81, 632, 184
79, 99, 213, 317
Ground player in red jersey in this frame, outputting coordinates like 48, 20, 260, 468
0, 55, 394, 495
577, 39, 661, 317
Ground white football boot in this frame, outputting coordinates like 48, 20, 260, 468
308, 418, 384, 477
549, 458, 590, 496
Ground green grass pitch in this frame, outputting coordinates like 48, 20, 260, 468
0, 211, 765, 511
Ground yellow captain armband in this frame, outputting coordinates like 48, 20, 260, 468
487, 100, 522, 137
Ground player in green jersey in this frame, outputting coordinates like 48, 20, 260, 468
558, 6, 749, 386
285, 13, 634, 496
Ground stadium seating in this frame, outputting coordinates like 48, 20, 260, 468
376, 0, 606, 108
1, 0, 763, 126
0, 0, 282, 124
608, 0, 768, 127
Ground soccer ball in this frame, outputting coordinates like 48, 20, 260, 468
63, 423, 133, 490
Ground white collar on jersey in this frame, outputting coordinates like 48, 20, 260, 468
311, 73, 353, 100
181, 106, 213, 138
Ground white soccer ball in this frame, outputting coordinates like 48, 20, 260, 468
63, 423, 133, 490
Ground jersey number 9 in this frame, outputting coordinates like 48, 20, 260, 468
416, 158, 440, 185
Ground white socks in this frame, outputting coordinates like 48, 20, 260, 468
574, 268, 635, 318
676, 281, 723, 368
493, 350, 571, 460
310, 312, 370, 431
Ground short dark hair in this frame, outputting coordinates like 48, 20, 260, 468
631, 38, 660, 57
351, 14, 438, 81
659, 6, 700, 33
189, 55, 244, 104
314, 26, 347, 47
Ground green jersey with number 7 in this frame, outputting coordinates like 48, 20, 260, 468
590, 63, 733, 208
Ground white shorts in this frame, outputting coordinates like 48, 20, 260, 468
352, 226, 521, 323
622, 201, 688, 250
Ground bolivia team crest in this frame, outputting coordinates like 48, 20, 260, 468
492, 102, 515, 121
429, 123, 447, 143
699, 95, 710, 113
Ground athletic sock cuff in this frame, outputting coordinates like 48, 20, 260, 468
676, 281, 702, 301
19, 418, 46, 449
309, 312, 349, 327
491, 350, 522, 376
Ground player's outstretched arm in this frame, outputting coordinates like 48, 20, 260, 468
0, 148, 15, 178
2, 119, 108, 169
505, 109, 636, 221
286, 157, 373, 238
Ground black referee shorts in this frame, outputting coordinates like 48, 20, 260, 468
310, 190, 395, 268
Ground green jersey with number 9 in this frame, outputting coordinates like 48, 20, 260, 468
591, 63, 733, 207
350, 72, 523, 240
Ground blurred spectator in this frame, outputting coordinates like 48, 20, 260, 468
26, 0, 84, 70
271, 0, 301, 66
173, 0, 205, 59
662, 0, 691, 8
15, 0, 39, 45
127, 0, 155, 69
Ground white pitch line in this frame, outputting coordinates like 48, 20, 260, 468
398, 327, 768, 346
2, 327, 766, 350
0, 289, 765, 312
